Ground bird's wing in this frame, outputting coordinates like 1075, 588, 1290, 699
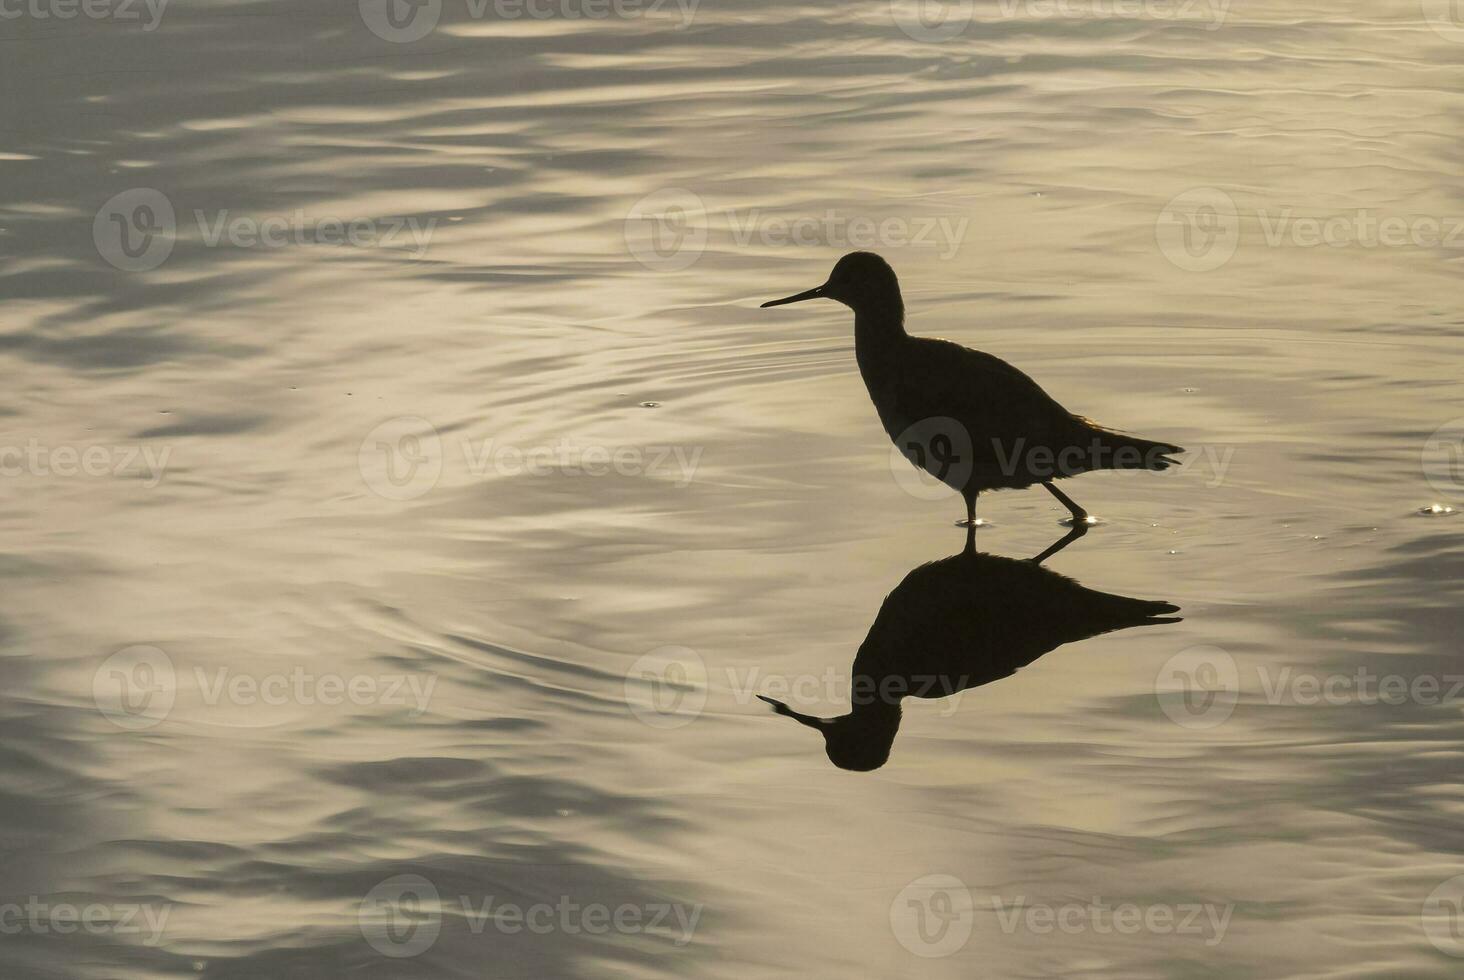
893, 337, 1081, 447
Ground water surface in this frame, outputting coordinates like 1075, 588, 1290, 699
3, 1, 1464, 976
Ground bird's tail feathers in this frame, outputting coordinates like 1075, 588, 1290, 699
1100, 595, 1182, 626
1136, 598, 1182, 623
1080, 422, 1185, 471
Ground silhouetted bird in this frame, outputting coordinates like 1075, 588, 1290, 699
758, 530, 1179, 771
762, 251, 1184, 527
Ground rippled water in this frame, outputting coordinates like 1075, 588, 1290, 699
4, 1, 1464, 976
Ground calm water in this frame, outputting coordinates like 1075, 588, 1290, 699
3, 1, 1464, 976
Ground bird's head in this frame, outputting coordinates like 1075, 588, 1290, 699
757, 693, 900, 772
760, 251, 902, 315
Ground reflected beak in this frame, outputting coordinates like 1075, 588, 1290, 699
760, 283, 827, 308
757, 694, 827, 728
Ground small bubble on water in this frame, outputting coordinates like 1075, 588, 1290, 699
1420, 503, 1457, 516
1182, 387, 1197, 393
639, 401, 661, 409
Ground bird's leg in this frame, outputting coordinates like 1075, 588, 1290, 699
958, 490, 979, 552
954, 489, 977, 550
1029, 524, 1088, 564
1043, 482, 1089, 525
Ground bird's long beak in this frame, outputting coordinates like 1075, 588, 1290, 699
760, 283, 826, 308
757, 694, 827, 728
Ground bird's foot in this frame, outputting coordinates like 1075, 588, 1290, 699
1059, 514, 1101, 529
955, 518, 992, 529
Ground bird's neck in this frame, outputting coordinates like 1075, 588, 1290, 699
848, 679, 907, 715
845, 699, 903, 735
852, 298, 907, 363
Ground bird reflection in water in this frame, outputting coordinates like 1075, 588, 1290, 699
759, 526, 1180, 771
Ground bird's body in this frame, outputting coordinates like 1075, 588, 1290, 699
853, 548, 1178, 691
764, 252, 1184, 524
